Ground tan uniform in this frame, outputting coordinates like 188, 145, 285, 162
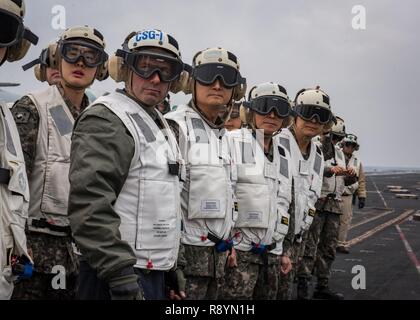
338, 154, 366, 247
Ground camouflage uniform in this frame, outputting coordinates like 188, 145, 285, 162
297, 208, 340, 287
277, 180, 297, 300
11, 85, 88, 300
277, 233, 307, 300
297, 139, 342, 289
182, 245, 227, 300
221, 250, 280, 300
11, 232, 79, 299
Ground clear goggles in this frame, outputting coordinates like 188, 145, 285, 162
119, 49, 183, 82
60, 40, 108, 67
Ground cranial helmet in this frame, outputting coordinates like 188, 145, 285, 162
0, 0, 39, 66
293, 86, 334, 129
241, 82, 292, 129
342, 133, 359, 150
179, 47, 247, 101
54, 25, 108, 82
331, 116, 346, 137
108, 29, 185, 89
22, 42, 58, 82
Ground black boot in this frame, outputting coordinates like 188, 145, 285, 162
313, 285, 344, 300
297, 277, 310, 300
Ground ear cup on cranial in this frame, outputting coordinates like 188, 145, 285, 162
96, 61, 109, 81
170, 70, 192, 94
233, 81, 247, 101
239, 105, 250, 124
34, 64, 45, 82
108, 54, 128, 83
7, 39, 31, 62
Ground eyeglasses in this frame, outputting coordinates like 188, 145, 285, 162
122, 50, 183, 82
294, 104, 332, 124
0, 9, 25, 47
245, 96, 291, 118
193, 63, 241, 88
61, 41, 108, 67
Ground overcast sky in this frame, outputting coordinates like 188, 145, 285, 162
1, 0, 419, 168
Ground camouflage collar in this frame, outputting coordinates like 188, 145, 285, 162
56, 84, 90, 119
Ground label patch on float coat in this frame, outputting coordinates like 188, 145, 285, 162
244, 211, 263, 223
201, 200, 221, 212
299, 160, 310, 175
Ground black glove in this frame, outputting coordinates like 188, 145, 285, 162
344, 176, 358, 186
165, 268, 186, 299
358, 197, 366, 209
108, 267, 143, 300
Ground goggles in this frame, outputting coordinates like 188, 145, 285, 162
229, 110, 240, 119
118, 49, 183, 82
294, 104, 332, 124
331, 133, 345, 142
193, 63, 242, 88
60, 41, 108, 67
344, 142, 357, 148
0, 9, 38, 47
244, 96, 291, 118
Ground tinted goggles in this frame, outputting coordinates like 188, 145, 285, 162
331, 133, 345, 142
229, 110, 240, 119
344, 142, 357, 148
193, 63, 241, 88
245, 96, 291, 118
0, 9, 25, 47
295, 104, 332, 124
123, 50, 183, 82
61, 41, 108, 67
